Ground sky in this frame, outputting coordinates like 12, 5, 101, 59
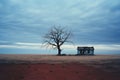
0, 0, 120, 54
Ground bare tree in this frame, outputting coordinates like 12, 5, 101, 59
43, 26, 72, 55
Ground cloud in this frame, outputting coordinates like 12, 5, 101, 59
0, 42, 43, 50
16, 42, 42, 46
0, 41, 120, 52
0, 0, 120, 54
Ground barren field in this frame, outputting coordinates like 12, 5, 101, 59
0, 54, 120, 80
0, 54, 120, 72
0, 54, 120, 62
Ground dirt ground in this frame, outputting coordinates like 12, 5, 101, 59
0, 54, 120, 80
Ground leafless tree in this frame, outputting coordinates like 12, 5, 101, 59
43, 26, 72, 55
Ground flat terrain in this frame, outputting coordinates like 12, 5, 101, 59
0, 54, 120, 80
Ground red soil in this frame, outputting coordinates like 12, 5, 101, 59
0, 63, 119, 80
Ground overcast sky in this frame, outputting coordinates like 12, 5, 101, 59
0, 0, 120, 54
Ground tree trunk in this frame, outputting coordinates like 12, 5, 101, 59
57, 46, 61, 56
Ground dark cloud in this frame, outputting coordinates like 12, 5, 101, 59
0, 0, 120, 54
